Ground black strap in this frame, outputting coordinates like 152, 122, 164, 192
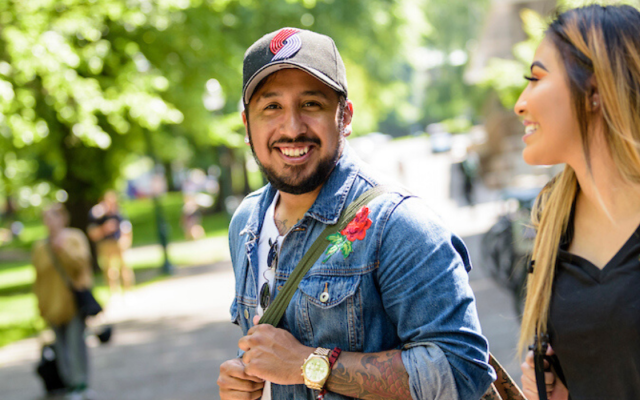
259, 185, 400, 327
532, 334, 550, 400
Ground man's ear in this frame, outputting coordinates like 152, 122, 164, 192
341, 100, 354, 137
241, 110, 250, 145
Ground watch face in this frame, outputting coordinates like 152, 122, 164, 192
304, 357, 330, 383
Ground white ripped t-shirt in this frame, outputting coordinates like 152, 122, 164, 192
256, 193, 284, 400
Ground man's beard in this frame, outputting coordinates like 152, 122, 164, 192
247, 129, 342, 195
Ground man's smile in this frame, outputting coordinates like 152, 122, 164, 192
272, 144, 315, 164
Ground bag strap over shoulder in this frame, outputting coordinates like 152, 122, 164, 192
259, 184, 401, 327
484, 353, 527, 400
46, 240, 74, 290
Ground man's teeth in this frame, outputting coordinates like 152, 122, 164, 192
281, 147, 310, 157
525, 124, 539, 135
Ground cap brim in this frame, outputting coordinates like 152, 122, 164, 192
243, 62, 344, 104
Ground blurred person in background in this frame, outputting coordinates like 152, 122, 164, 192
182, 194, 205, 240
88, 191, 134, 294
32, 203, 94, 400
460, 150, 480, 206
514, 5, 640, 399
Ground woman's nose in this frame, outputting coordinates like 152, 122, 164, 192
514, 96, 527, 116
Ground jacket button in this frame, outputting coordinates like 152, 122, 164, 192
320, 292, 330, 303
244, 309, 249, 320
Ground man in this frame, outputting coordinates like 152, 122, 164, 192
87, 191, 134, 293
218, 28, 495, 400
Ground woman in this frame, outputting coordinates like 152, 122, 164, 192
33, 204, 94, 400
514, 4, 640, 399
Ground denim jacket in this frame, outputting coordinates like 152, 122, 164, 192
228, 145, 495, 400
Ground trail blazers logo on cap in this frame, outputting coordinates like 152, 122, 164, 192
270, 28, 301, 61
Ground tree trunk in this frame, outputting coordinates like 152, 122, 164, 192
239, 150, 252, 195
163, 161, 178, 192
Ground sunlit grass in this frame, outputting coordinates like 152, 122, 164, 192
0, 193, 232, 348
0, 293, 44, 348
0, 265, 34, 293
4, 192, 231, 250
0, 236, 230, 348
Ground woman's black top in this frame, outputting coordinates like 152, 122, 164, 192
548, 216, 640, 399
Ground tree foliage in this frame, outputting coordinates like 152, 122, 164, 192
479, 0, 640, 110
0, 0, 483, 227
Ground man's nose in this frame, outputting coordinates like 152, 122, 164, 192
280, 109, 306, 136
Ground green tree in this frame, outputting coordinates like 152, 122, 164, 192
0, 0, 475, 229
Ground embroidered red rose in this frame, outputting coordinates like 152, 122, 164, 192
341, 206, 372, 241
323, 206, 373, 263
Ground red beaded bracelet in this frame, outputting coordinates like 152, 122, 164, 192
317, 347, 342, 400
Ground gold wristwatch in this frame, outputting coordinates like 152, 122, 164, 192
301, 347, 332, 390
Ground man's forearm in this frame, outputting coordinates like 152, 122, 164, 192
325, 350, 412, 400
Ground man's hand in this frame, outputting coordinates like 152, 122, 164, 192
238, 318, 312, 385
218, 358, 264, 400
521, 346, 569, 400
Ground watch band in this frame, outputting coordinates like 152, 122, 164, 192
315, 347, 331, 357
317, 347, 342, 400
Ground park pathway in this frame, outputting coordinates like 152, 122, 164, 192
0, 262, 242, 400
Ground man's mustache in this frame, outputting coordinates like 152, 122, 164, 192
270, 136, 321, 147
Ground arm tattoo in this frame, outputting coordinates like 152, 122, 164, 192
326, 351, 412, 400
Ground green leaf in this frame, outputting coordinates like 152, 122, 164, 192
322, 244, 341, 264
341, 240, 353, 258
326, 232, 345, 245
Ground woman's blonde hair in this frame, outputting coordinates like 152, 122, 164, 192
519, 4, 640, 355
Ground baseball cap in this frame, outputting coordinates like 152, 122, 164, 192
242, 28, 348, 105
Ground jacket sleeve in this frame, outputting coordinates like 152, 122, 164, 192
377, 196, 495, 400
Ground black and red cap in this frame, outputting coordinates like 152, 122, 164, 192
242, 28, 348, 105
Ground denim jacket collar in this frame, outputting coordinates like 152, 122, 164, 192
239, 143, 360, 239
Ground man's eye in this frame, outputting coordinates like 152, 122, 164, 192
264, 104, 279, 110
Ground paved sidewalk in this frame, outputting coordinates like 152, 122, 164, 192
0, 263, 242, 400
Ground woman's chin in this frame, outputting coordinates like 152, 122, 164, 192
522, 147, 544, 166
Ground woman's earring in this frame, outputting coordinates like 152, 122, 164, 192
593, 101, 598, 107
244, 136, 250, 144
